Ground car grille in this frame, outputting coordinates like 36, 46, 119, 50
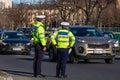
88, 44, 109, 49
8, 43, 25, 46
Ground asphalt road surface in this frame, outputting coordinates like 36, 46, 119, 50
0, 54, 120, 80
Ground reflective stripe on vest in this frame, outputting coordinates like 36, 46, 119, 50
56, 31, 70, 48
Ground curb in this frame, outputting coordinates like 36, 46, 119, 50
0, 71, 13, 80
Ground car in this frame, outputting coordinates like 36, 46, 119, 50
0, 31, 31, 55
102, 31, 119, 47
48, 25, 115, 64
0, 32, 2, 37
16, 27, 33, 40
102, 31, 120, 53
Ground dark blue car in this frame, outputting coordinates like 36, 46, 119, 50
0, 31, 31, 55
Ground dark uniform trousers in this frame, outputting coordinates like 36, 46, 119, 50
33, 43, 44, 77
56, 48, 69, 76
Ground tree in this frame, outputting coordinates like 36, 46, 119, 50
53, 0, 115, 26
6, 3, 29, 29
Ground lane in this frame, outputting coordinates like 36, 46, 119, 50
0, 55, 120, 80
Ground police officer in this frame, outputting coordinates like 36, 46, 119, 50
51, 22, 75, 78
32, 15, 46, 78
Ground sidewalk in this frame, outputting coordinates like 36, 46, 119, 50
0, 72, 58, 80
0, 71, 13, 80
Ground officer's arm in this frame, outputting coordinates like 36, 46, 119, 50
69, 32, 75, 47
38, 27, 46, 46
51, 31, 58, 45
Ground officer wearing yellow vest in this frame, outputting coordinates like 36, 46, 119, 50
32, 15, 46, 78
51, 22, 75, 78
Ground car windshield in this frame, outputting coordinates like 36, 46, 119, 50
69, 27, 102, 37
3, 32, 26, 39
17, 27, 32, 39
103, 33, 117, 39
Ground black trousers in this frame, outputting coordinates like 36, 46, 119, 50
56, 48, 69, 76
33, 43, 44, 76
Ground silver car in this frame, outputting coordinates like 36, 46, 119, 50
69, 25, 115, 63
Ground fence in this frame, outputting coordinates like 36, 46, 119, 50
100, 26, 120, 32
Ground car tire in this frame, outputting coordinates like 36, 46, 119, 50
22, 51, 30, 55
48, 46, 57, 62
105, 59, 113, 64
84, 59, 90, 63
26, 52, 31, 55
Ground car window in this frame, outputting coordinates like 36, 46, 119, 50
3, 32, 26, 39
70, 27, 102, 37
17, 27, 32, 39
107, 33, 116, 39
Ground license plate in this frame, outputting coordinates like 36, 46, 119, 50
93, 49, 104, 54
13, 48, 21, 51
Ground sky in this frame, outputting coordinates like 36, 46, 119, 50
13, 0, 40, 4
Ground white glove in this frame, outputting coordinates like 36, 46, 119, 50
68, 48, 72, 55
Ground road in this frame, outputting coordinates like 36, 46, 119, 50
0, 54, 120, 80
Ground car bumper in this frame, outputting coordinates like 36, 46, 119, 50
113, 47, 120, 53
1, 47, 31, 54
76, 53, 115, 59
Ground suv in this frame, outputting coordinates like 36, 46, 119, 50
48, 25, 115, 63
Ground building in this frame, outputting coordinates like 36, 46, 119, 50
0, 0, 12, 9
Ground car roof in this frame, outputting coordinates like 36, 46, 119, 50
3, 31, 23, 33
102, 31, 113, 34
69, 25, 95, 28
17, 27, 32, 30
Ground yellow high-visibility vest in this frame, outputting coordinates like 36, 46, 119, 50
51, 29, 75, 48
32, 21, 46, 46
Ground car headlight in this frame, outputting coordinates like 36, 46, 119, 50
108, 40, 112, 43
26, 43, 31, 46
31, 38, 33, 41
114, 40, 119, 47
78, 39, 86, 43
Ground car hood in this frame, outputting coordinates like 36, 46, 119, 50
110, 39, 118, 43
3, 39, 30, 43
76, 36, 110, 44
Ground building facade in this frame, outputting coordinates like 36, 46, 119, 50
0, 0, 12, 9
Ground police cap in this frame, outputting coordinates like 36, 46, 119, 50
60, 22, 70, 26
36, 15, 45, 19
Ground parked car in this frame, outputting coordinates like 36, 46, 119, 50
102, 31, 120, 53
48, 25, 115, 63
0, 32, 2, 37
16, 27, 33, 40
102, 31, 119, 47
0, 31, 31, 55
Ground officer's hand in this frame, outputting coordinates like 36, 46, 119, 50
43, 47, 46, 52
67, 46, 70, 48
55, 45, 58, 48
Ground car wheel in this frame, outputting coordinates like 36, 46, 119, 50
22, 51, 30, 55
105, 59, 113, 64
84, 59, 90, 63
48, 46, 57, 62
26, 52, 31, 55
